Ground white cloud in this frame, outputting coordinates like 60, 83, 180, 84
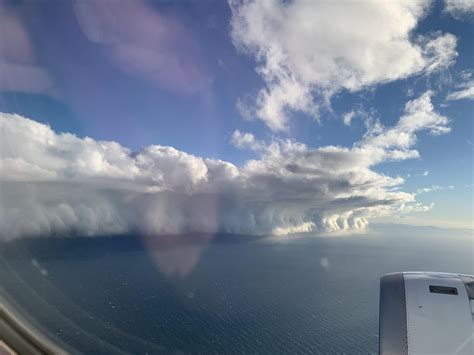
359, 91, 450, 162
230, 0, 458, 131
445, 70, 474, 101
231, 130, 265, 151
416, 185, 454, 195
0, 93, 450, 240
342, 106, 378, 127
444, 0, 474, 18
342, 111, 357, 127
446, 80, 474, 101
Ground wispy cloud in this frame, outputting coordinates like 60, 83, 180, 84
446, 81, 474, 101
416, 185, 454, 195
342, 106, 378, 128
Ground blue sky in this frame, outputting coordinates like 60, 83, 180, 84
0, 0, 473, 238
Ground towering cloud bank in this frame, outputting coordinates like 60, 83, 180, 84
230, 0, 457, 131
0, 92, 449, 240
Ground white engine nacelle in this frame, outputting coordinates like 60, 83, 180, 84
379, 272, 474, 355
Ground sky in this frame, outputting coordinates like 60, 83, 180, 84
0, 0, 473, 241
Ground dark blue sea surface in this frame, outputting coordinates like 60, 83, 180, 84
1, 224, 472, 354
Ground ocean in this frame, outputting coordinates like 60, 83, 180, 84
1, 224, 472, 354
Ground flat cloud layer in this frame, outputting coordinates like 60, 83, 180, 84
230, 0, 457, 131
0, 92, 449, 240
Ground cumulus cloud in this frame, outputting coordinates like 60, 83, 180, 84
230, 0, 458, 131
0, 92, 450, 241
231, 130, 266, 151
361, 91, 450, 157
